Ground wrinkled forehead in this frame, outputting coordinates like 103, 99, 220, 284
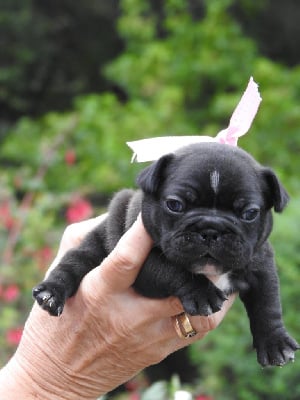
162, 150, 263, 207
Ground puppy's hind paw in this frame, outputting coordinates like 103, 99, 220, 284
256, 330, 300, 367
32, 282, 66, 317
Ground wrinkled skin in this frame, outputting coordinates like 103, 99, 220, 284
0, 216, 235, 399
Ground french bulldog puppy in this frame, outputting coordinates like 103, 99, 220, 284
33, 142, 299, 366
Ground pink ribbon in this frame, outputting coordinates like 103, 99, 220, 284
127, 77, 262, 162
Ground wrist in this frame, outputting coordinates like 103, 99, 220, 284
0, 356, 55, 400
1, 304, 114, 400
0, 352, 106, 400
10, 335, 106, 400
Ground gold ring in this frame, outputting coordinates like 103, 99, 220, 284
173, 312, 197, 339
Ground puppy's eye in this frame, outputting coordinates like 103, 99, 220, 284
165, 197, 185, 213
241, 207, 260, 222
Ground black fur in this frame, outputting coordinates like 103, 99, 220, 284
33, 143, 299, 367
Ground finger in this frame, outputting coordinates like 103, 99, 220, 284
144, 296, 184, 320
162, 294, 237, 353
88, 215, 153, 294
123, 294, 184, 323
115, 293, 236, 353
189, 293, 236, 335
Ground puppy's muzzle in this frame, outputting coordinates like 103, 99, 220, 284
198, 228, 221, 245
189, 214, 241, 238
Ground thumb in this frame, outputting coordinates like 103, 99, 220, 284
85, 215, 153, 294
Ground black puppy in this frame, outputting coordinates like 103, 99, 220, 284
33, 142, 299, 367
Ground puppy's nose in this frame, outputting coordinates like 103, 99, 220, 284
199, 228, 220, 243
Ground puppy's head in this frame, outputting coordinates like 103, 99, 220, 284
137, 142, 289, 275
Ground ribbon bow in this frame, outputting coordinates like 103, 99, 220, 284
127, 77, 262, 162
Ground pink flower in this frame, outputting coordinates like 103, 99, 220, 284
66, 198, 93, 223
6, 327, 23, 345
65, 149, 76, 165
3, 284, 20, 302
195, 396, 213, 400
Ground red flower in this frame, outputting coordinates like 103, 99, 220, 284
66, 198, 93, 223
195, 396, 213, 400
35, 246, 54, 270
3, 284, 20, 302
129, 393, 140, 400
0, 200, 15, 229
64, 149, 76, 165
6, 327, 23, 345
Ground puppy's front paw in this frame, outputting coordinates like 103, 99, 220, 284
32, 282, 67, 317
256, 329, 300, 367
180, 282, 227, 316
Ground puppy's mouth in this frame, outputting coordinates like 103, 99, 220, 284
189, 254, 223, 276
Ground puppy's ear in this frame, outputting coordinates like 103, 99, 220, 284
261, 168, 289, 212
136, 154, 174, 195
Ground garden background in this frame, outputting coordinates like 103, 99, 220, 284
0, 1, 300, 399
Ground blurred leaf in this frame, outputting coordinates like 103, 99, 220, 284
141, 381, 168, 400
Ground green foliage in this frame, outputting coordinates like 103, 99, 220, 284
190, 199, 300, 400
107, 0, 300, 192
100, 375, 206, 399
109, 0, 258, 112
1, 0, 300, 398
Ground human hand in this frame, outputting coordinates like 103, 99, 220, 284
0, 215, 235, 400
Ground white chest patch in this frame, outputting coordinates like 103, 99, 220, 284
212, 272, 232, 292
193, 264, 232, 293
